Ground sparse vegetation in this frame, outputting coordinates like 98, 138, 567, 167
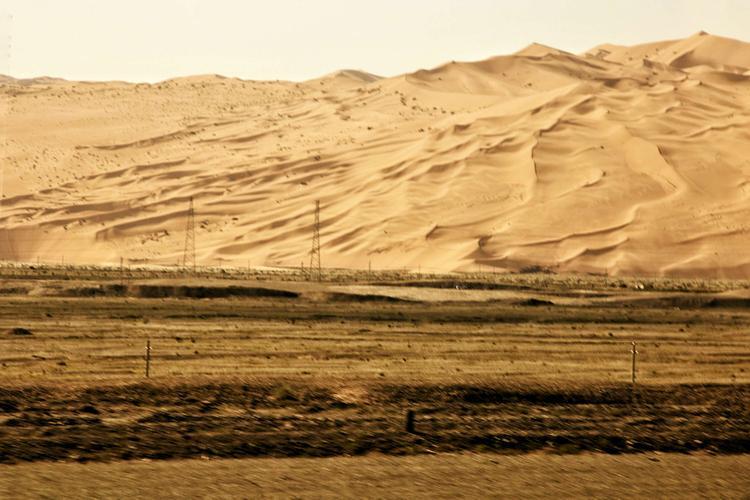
0, 266, 748, 464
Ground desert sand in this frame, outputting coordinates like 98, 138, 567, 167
5, 454, 750, 499
2, 32, 750, 277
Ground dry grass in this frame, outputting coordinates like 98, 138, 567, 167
0, 284, 749, 386
0, 270, 748, 467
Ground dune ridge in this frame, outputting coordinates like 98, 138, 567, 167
2, 32, 750, 277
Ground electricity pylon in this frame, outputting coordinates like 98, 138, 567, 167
0, 167, 15, 262
183, 196, 196, 273
309, 200, 321, 281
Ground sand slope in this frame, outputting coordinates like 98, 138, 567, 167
2, 32, 750, 277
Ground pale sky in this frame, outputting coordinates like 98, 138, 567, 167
1, 0, 749, 83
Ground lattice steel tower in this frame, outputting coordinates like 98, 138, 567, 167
183, 196, 196, 272
0, 168, 16, 262
309, 200, 321, 281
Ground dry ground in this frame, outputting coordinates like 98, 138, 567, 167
1, 269, 749, 387
0, 268, 749, 496
3, 453, 750, 499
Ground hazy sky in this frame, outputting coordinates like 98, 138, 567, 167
1, 0, 748, 82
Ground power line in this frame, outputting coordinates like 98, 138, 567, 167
183, 196, 196, 273
309, 199, 321, 281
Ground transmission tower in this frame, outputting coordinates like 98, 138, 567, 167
309, 200, 321, 281
0, 167, 16, 262
183, 196, 196, 273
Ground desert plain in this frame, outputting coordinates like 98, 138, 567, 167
0, 266, 749, 497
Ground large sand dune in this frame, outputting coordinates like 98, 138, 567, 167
2, 32, 750, 277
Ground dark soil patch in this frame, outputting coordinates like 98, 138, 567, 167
6, 327, 33, 336
66, 284, 127, 297
131, 285, 299, 299
704, 297, 750, 308
375, 281, 529, 291
0, 382, 747, 463
59, 285, 299, 300
326, 292, 413, 303
519, 298, 554, 307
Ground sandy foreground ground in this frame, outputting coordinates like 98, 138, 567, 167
2, 453, 749, 499
2, 32, 750, 277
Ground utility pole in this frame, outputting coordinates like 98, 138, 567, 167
309, 200, 321, 282
183, 196, 196, 273
145, 339, 152, 378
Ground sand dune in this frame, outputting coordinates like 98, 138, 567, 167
2, 32, 750, 277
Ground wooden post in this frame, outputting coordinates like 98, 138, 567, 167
145, 339, 152, 378
631, 341, 638, 385
405, 409, 415, 433
120, 257, 124, 287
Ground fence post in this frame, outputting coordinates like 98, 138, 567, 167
631, 340, 638, 385
405, 409, 415, 433
145, 339, 152, 378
